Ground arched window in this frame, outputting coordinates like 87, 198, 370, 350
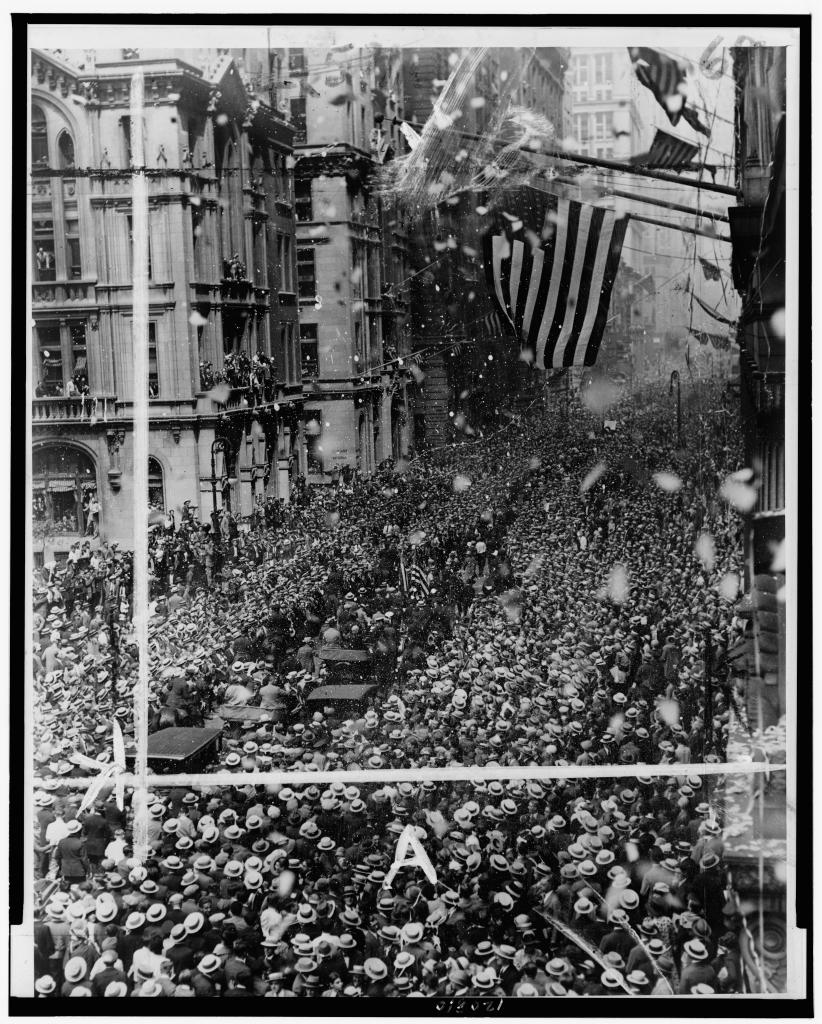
58, 130, 75, 170
31, 103, 82, 281
31, 105, 49, 167
148, 457, 165, 510
32, 445, 97, 533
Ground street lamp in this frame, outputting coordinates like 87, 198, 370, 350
210, 438, 237, 515
669, 370, 683, 449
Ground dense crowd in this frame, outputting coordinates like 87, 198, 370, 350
32, 372, 748, 784
31, 369, 778, 997
34, 775, 751, 997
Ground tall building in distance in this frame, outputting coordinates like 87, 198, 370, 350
31, 45, 300, 558
285, 45, 414, 480
566, 45, 736, 374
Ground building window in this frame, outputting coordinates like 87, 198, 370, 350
122, 48, 140, 60
120, 115, 132, 167
303, 410, 323, 474
33, 210, 56, 281
127, 214, 153, 279
300, 324, 319, 378
148, 323, 158, 396
57, 131, 75, 171
31, 105, 49, 168
594, 112, 613, 141
290, 97, 306, 144
574, 55, 588, 99
70, 322, 87, 380
32, 445, 97, 534
575, 113, 589, 144
35, 323, 63, 395
277, 234, 294, 291
593, 53, 613, 100
295, 177, 313, 221
148, 457, 165, 510
297, 245, 316, 299
288, 48, 306, 73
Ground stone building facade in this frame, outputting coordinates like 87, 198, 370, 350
30, 46, 301, 559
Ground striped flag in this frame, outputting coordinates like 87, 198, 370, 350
408, 564, 432, 596
628, 47, 711, 137
635, 273, 656, 298
643, 127, 699, 169
483, 309, 505, 336
483, 193, 630, 370
689, 327, 729, 350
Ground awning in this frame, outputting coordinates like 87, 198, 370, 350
34, 476, 77, 493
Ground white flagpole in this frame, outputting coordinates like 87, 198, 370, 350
130, 71, 151, 863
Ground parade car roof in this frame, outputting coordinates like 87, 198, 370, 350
306, 684, 377, 701
143, 728, 223, 761
319, 648, 372, 662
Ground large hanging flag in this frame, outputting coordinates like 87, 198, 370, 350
483, 193, 630, 369
691, 291, 735, 326
628, 47, 710, 137
642, 127, 700, 169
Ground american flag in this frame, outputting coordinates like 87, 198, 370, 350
642, 127, 699, 169
483, 309, 505, 336
408, 564, 433, 596
628, 47, 711, 137
483, 192, 630, 370
635, 273, 656, 297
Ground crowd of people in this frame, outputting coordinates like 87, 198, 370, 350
32, 368, 774, 996
34, 775, 749, 997
32, 371, 749, 781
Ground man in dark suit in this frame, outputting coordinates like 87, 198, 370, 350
54, 820, 90, 882
81, 803, 110, 872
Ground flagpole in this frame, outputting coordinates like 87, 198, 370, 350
549, 174, 730, 223
626, 211, 730, 243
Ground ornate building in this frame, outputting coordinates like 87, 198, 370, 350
30, 46, 301, 559
287, 45, 414, 481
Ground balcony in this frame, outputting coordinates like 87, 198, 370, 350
32, 394, 116, 423
32, 280, 97, 306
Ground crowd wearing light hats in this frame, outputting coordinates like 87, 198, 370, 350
31, 373, 772, 998
33, 375, 749, 783
33, 774, 749, 997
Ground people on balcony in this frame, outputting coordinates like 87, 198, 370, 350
200, 352, 275, 404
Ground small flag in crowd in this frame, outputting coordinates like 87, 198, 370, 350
408, 564, 433, 596
641, 127, 699, 169
484, 193, 630, 370
692, 291, 735, 325
628, 47, 711, 137
698, 256, 722, 282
